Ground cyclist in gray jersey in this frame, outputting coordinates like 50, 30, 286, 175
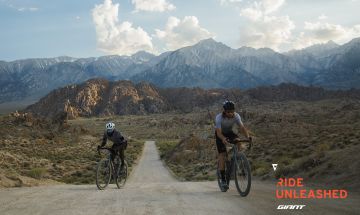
215, 100, 252, 189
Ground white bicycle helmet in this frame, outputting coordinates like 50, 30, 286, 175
105, 122, 115, 131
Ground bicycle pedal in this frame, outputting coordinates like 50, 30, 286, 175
221, 185, 229, 192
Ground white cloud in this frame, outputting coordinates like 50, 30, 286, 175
132, 0, 175, 12
237, 0, 293, 50
154, 16, 214, 51
9, 4, 39, 12
221, 0, 284, 17
92, 0, 153, 55
304, 22, 348, 40
318, 14, 328, 20
240, 7, 263, 21
261, 0, 285, 14
219, 0, 243, 6
293, 22, 360, 49
239, 0, 285, 20
239, 15, 295, 50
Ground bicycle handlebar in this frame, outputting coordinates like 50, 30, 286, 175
229, 139, 250, 143
226, 138, 253, 150
97, 147, 113, 155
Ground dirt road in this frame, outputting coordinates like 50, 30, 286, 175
0, 141, 359, 215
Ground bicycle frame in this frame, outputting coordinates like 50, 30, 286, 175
96, 147, 127, 190
225, 139, 250, 177
101, 148, 122, 174
217, 138, 252, 196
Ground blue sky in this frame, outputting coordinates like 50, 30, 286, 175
1, 0, 359, 61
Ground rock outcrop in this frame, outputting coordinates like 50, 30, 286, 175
26, 79, 169, 119
25, 79, 360, 119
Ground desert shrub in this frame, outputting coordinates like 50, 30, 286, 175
279, 156, 292, 165
293, 157, 315, 171
252, 160, 268, 170
274, 165, 292, 178
308, 170, 317, 178
156, 140, 179, 159
317, 143, 330, 152
254, 167, 268, 176
27, 168, 47, 179
327, 162, 334, 169
291, 151, 302, 159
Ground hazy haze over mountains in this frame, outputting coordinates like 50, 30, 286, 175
1, 38, 359, 103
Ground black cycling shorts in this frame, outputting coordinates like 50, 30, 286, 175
215, 131, 239, 153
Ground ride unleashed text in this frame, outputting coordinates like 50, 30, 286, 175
276, 178, 348, 199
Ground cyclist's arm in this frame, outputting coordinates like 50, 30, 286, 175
101, 132, 107, 147
239, 124, 251, 139
235, 113, 251, 139
216, 128, 228, 144
215, 114, 228, 144
114, 130, 126, 144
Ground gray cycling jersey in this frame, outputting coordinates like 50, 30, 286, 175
215, 112, 243, 134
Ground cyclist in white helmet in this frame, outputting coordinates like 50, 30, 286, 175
98, 122, 127, 172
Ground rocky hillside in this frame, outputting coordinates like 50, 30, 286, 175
25, 79, 243, 119
25, 79, 360, 119
246, 83, 360, 102
25, 79, 168, 119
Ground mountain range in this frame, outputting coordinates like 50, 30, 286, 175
1, 37, 359, 103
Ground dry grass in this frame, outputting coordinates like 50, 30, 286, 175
1, 98, 359, 190
156, 99, 360, 189
0, 115, 145, 187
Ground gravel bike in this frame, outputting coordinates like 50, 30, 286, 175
217, 138, 252, 196
96, 147, 128, 190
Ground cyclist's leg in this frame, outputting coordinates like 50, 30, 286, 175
120, 141, 127, 165
119, 148, 124, 167
218, 153, 225, 170
109, 145, 116, 162
111, 144, 121, 168
113, 142, 126, 169
215, 132, 227, 182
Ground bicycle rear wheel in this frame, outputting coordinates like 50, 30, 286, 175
115, 160, 128, 189
234, 152, 251, 196
96, 159, 112, 190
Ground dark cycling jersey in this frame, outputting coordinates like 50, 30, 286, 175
101, 129, 126, 147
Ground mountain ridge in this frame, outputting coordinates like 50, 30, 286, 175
1, 38, 360, 103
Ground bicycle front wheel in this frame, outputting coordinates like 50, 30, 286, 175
234, 152, 251, 196
96, 159, 112, 190
115, 160, 128, 189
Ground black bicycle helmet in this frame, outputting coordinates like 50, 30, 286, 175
223, 100, 235, 111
